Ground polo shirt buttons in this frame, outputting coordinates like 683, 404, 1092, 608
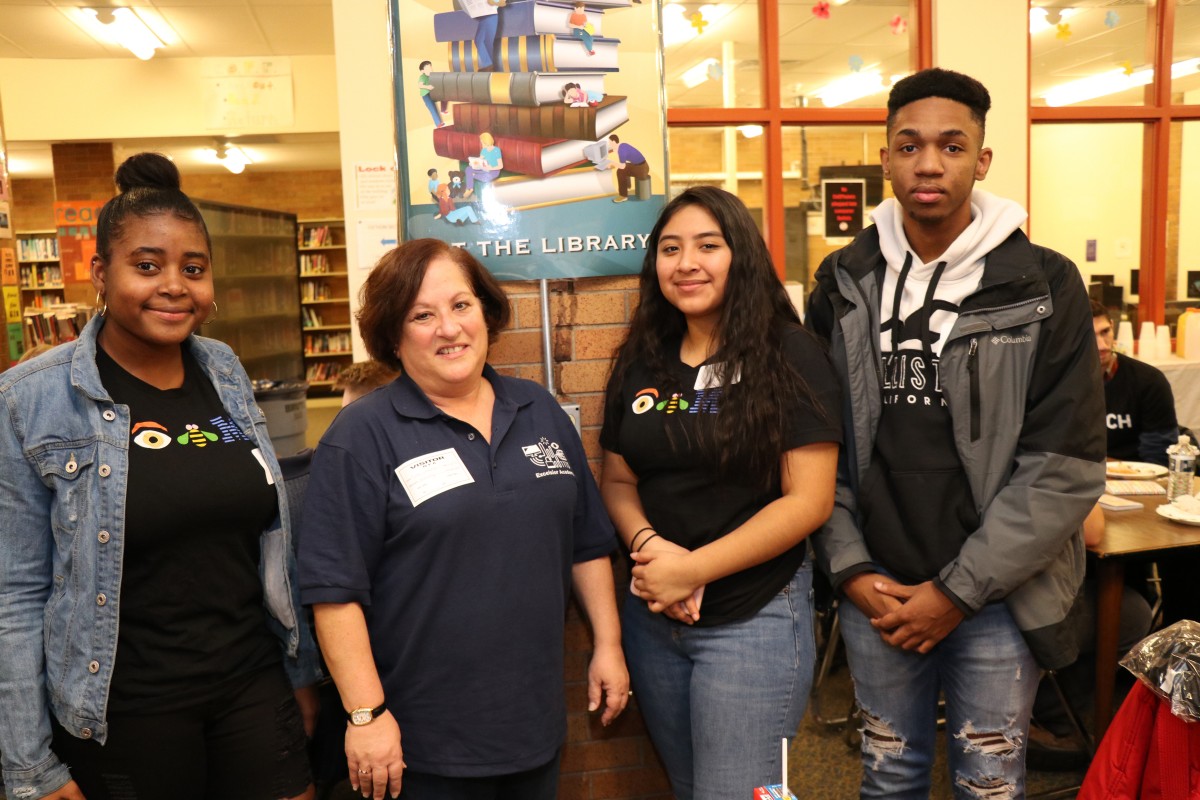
468, 432, 476, 440
96, 593, 107, 606
97, 530, 110, 544
88, 660, 100, 674
98, 464, 111, 478
102, 409, 116, 421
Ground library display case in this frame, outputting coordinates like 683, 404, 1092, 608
195, 200, 303, 384
298, 218, 351, 393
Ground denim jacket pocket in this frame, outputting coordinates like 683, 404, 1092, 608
35, 441, 97, 538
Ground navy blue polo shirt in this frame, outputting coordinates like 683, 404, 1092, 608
297, 366, 615, 777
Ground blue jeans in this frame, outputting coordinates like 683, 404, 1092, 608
839, 599, 1039, 800
622, 564, 815, 800
421, 93, 443, 126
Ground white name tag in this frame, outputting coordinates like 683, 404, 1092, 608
694, 362, 741, 390
395, 448, 475, 507
251, 448, 275, 486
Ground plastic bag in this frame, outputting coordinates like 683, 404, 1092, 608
1120, 619, 1200, 722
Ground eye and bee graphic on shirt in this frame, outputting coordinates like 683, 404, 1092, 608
127, 415, 276, 485
629, 363, 735, 416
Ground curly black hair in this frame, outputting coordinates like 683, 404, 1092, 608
887, 68, 991, 139
95, 152, 210, 260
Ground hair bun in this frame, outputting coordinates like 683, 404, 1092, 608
114, 152, 182, 194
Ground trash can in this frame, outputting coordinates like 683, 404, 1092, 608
252, 380, 309, 458
635, 175, 653, 201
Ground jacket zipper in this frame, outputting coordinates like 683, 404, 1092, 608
968, 337, 980, 442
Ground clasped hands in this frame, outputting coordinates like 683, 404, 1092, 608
843, 572, 965, 653
629, 539, 704, 624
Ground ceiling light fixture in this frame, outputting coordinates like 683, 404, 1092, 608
76, 8, 166, 60
203, 143, 254, 175
1043, 58, 1200, 106
681, 58, 720, 89
1029, 7, 1079, 35
737, 125, 764, 138
813, 70, 888, 108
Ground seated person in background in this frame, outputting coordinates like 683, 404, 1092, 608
1094, 299, 1178, 466
333, 360, 399, 407
1028, 505, 1153, 766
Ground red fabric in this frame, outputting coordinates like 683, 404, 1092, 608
1078, 681, 1200, 799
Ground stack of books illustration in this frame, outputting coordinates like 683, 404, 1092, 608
429, 0, 634, 210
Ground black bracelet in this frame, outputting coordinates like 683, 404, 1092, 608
636, 533, 661, 553
629, 526, 655, 551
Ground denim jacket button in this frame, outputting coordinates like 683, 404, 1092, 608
102, 409, 116, 421
65, 458, 78, 474
96, 593, 107, 606
88, 660, 100, 674
98, 464, 111, 477
98, 530, 111, 544
81, 728, 93, 739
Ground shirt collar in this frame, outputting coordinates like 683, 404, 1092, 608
386, 363, 530, 420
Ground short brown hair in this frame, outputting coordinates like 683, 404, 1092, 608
356, 239, 511, 372
1090, 297, 1112, 324
333, 360, 399, 393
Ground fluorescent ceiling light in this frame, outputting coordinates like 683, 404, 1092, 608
1042, 58, 1200, 106
203, 144, 255, 175
74, 8, 167, 60
1029, 7, 1079, 35
662, 3, 733, 48
737, 125, 763, 138
814, 70, 887, 108
681, 58, 719, 89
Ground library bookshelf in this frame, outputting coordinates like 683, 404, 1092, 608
299, 219, 351, 394
16, 231, 65, 312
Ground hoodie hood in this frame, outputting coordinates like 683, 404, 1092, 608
871, 189, 1028, 356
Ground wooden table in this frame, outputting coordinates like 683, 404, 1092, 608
1093, 493, 1200, 737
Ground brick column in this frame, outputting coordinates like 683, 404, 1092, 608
51, 142, 116, 203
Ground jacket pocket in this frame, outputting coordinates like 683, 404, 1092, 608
36, 442, 98, 537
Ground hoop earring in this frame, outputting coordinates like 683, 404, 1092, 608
203, 300, 219, 325
95, 292, 107, 317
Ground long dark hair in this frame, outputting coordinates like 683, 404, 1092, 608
608, 186, 826, 487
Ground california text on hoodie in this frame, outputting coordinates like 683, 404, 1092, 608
806, 189, 1106, 669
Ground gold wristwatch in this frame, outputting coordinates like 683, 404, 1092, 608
346, 702, 386, 726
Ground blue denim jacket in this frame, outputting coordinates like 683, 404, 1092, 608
0, 317, 320, 800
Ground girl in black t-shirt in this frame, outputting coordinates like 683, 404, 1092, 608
599, 186, 842, 800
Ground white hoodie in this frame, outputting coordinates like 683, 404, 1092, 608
872, 189, 1028, 357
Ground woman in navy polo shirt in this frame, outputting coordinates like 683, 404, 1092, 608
296, 239, 628, 800
600, 186, 842, 799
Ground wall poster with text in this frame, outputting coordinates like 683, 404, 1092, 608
390, 0, 668, 280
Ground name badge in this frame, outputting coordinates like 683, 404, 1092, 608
251, 449, 276, 486
395, 448, 475, 507
694, 362, 741, 390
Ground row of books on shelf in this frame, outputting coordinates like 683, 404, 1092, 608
300, 253, 336, 274
299, 225, 336, 248
19, 264, 64, 288
24, 305, 94, 347
17, 237, 59, 261
304, 331, 353, 354
22, 292, 66, 309
306, 361, 345, 383
301, 281, 343, 302
301, 306, 345, 328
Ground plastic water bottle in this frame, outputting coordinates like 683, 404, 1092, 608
1166, 434, 1198, 501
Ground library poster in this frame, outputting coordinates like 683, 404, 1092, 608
3, 286, 18, 324
0, 248, 15, 286
390, 0, 669, 280
55, 201, 104, 283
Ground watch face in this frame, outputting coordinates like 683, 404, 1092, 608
351, 709, 373, 726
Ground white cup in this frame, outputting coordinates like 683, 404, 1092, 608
1115, 319, 1135, 356
1157, 325, 1172, 357
1139, 321, 1158, 360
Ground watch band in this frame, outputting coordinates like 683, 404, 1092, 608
346, 702, 387, 725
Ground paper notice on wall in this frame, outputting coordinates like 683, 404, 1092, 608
0, 202, 11, 238
203, 58, 295, 129
1, 248, 15, 285
357, 218, 399, 270
356, 163, 398, 210
3, 286, 19, 323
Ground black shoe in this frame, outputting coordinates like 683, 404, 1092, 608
1025, 722, 1089, 772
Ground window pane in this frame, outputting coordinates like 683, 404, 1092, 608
667, 125, 766, 227
779, 1, 914, 109
1031, 123, 1143, 327
663, 1, 761, 107
783, 124, 888, 287
1171, 3, 1200, 101
1172, 121, 1200, 332
1031, 1, 1153, 108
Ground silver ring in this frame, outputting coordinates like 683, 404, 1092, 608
358, 768, 371, 774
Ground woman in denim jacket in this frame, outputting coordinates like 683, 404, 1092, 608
0, 153, 319, 800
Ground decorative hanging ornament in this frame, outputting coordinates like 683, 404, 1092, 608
689, 10, 707, 33
848, 55, 864, 73
707, 60, 723, 81
890, 15, 908, 35
1121, 60, 1134, 76
1056, 22, 1072, 41
812, 2, 830, 19
1105, 11, 1120, 29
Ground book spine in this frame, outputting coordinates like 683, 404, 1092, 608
447, 40, 481, 72
453, 103, 599, 140
433, 127, 566, 178
497, 35, 556, 73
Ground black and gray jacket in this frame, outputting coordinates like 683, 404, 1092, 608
807, 212, 1106, 669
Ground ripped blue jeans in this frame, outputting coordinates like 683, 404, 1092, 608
839, 599, 1038, 800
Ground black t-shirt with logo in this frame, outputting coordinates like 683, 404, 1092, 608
601, 327, 843, 626
1105, 352, 1178, 465
98, 345, 280, 712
